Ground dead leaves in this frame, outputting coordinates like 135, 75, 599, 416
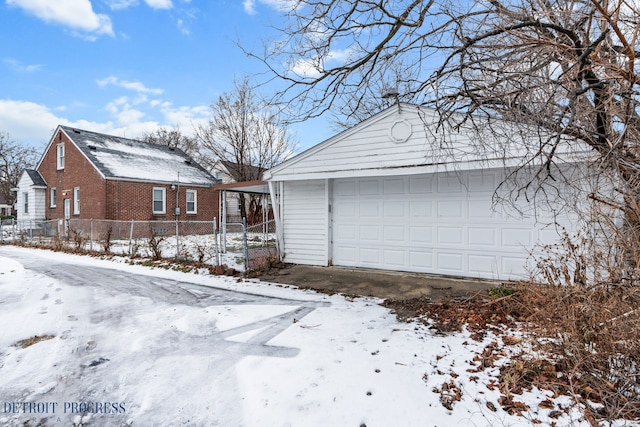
433, 379, 462, 410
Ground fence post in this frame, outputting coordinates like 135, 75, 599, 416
242, 217, 249, 271
213, 218, 220, 266
29, 220, 33, 242
89, 219, 93, 251
129, 220, 134, 255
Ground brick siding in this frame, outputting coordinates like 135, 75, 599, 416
38, 129, 219, 222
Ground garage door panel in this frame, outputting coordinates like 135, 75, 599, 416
410, 201, 433, 218
437, 227, 463, 245
409, 176, 433, 193
438, 200, 464, 218
358, 201, 379, 217
468, 254, 498, 275
409, 251, 433, 269
335, 180, 356, 196
409, 226, 432, 244
359, 180, 380, 195
468, 227, 497, 246
383, 249, 405, 267
438, 252, 464, 273
383, 225, 405, 242
468, 172, 497, 192
360, 247, 381, 264
332, 173, 568, 279
437, 175, 466, 193
502, 256, 528, 277
383, 202, 405, 217
469, 200, 502, 220
334, 246, 357, 263
335, 224, 356, 240
502, 228, 532, 247
383, 178, 405, 194
334, 201, 357, 218
359, 225, 380, 241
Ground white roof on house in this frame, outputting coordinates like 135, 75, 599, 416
43, 126, 218, 186
265, 103, 590, 181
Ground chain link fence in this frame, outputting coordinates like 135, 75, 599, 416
1, 218, 278, 272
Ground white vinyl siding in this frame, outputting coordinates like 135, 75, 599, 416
186, 190, 197, 214
281, 180, 327, 266
73, 187, 80, 214
153, 188, 166, 214
15, 173, 46, 221
56, 143, 65, 169
266, 106, 588, 182
50, 187, 57, 208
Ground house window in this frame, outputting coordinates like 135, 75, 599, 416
23, 192, 29, 214
73, 187, 80, 214
186, 190, 197, 214
153, 188, 166, 214
56, 143, 65, 169
50, 188, 57, 208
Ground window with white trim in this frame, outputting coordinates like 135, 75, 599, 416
153, 188, 166, 214
186, 190, 197, 214
56, 143, 65, 169
50, 187, 57, 208
23, 192, 29, 214
73, 187, 80, 214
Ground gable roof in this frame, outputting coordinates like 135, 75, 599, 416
264, 103, 591, 181
25, 169, 47, 187
41, 126, 218, 186
218, 160, 263, 182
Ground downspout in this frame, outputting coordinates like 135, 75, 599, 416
268, 181, 284, 259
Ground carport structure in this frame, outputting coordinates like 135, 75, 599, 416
215, 180, 275, 255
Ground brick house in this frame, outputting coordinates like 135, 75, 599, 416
14, 126, 220, 223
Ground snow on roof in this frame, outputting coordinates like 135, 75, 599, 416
60, 126, 217, 186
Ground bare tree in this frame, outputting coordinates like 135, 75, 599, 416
253, 0, 640, 270
194, 76, 297, 220
0, 133, 38, 209
139, 126, 199, 158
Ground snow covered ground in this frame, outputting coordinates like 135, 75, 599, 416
0, 246, 595, 426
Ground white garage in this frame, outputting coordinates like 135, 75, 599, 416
264, 104, 581, 280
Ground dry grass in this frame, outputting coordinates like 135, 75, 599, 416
13, 334, 55, 349
387, 282, 640, 424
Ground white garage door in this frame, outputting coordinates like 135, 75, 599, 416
331, 171, 564, 280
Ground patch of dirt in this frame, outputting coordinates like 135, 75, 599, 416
14, 334, 55, 349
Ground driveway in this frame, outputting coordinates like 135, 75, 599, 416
0, 246, 576, 427
257, 264, 501, 301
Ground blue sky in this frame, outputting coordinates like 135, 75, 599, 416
0, 0, 331, 151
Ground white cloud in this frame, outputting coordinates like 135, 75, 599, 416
243, 0, 256, 15
0, 100, 112, 147
3, 58, 43, 73
6, 0, 113, 37
291, 58, 322, 78
0, 93, 210, 148
242, 0, 298, 14
144, 0, 172, 9
176, 18, 190, 35
106, 0, 138, 10
97, 76, 164, 95
290, 48, 353, 78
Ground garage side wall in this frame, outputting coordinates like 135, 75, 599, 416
282, 180, 328, 266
